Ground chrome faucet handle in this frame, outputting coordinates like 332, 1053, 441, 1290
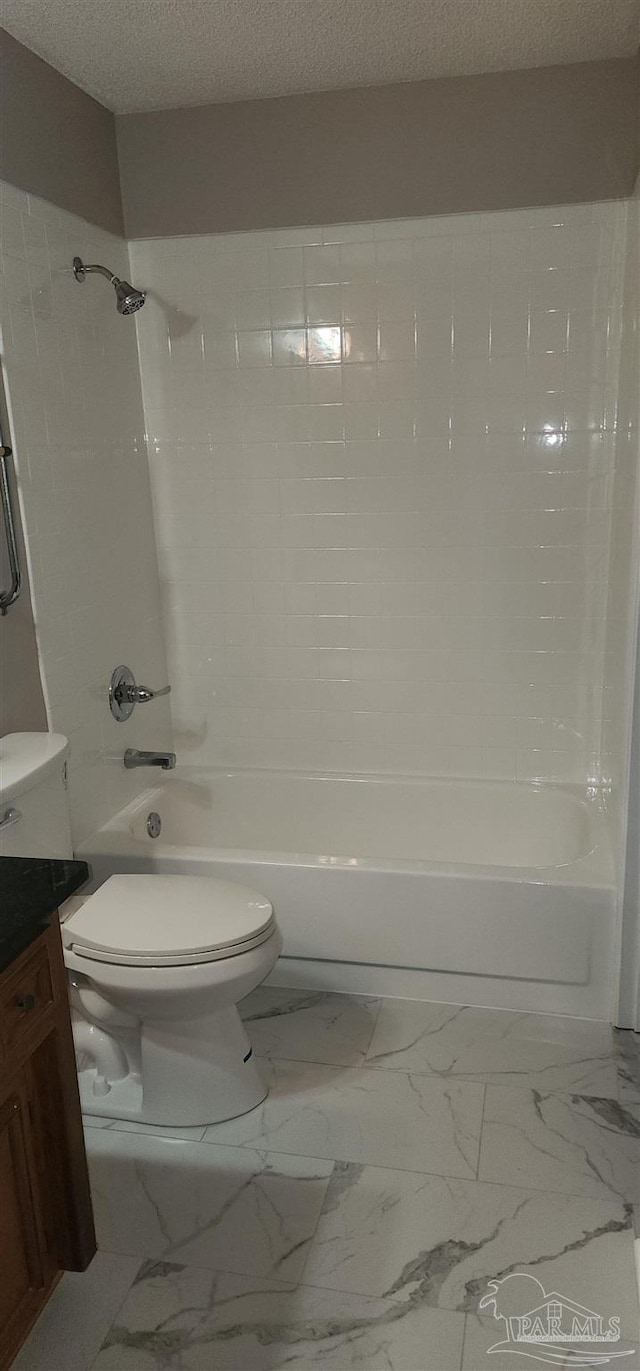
109, 664, 171, 722
130, 683, 171, 704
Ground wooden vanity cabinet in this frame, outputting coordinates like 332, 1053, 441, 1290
0, 920, 96, 1370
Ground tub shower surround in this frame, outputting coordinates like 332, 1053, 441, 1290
0, 179, 171, 844
16, 988, 640, 1370
132, 200, 624, 788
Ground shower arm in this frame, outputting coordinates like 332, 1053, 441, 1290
84, 264, 117, 281
73, 260, 119, 285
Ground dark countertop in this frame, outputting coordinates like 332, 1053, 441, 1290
0, 856, 90, 974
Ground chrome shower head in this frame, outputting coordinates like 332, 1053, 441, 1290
73, 257, 146, 315
114, 280, 146, 314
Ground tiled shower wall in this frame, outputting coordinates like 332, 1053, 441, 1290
602, 190, 640, 839
132, 201, 623, 782
0, 180, 171, 843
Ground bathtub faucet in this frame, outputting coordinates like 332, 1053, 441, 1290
123, 748, 176, 770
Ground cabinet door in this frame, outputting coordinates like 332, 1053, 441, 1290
0, 1084, 47, 1368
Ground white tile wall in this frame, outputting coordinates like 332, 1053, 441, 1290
132, 201, 624, 783
0, 180, 171, 844
601, 192, 640, 841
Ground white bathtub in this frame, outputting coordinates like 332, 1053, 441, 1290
78, 769, 617, 1016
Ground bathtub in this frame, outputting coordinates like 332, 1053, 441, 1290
78, 769, 617, 1015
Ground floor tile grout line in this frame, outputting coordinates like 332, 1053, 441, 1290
85, 1135, 478, 1187
475, 1082, 487, 1180
254, 1050, 621, 1085
459, 1310, 472, 1371
291, 1158, 339, 1291
84, 1130, 633, 1208
85, 1257, 150, 1371
82, 1046, 628, 1141
83, 1118, 208, 1141
245, 1050, 623, 1093
78, 1248, 639, 1354
360, 992, 385, 1064
86, 1250, 477, 1329
87, 1246, 475, 1321
247, 1030, 624, 1088
353, 1061, 622, 1091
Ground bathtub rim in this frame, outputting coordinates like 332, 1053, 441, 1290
77, 767, 615, 890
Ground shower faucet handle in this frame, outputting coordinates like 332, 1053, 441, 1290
109, 664, 171, 722
130, 682, 171, 704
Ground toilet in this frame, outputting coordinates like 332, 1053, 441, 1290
63, 874, 282, 1125
0, 733, 282, 1126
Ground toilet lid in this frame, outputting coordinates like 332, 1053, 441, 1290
62, 874, 275, 966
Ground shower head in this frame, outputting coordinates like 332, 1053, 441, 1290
73, 257, 146, 315
113, 280, 146, 315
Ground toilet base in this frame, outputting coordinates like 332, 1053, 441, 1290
79, 1004, 267, 1127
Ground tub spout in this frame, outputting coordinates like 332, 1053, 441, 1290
124, 748, 176, 770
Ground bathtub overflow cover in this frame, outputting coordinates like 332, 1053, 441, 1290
146, 811, 162, 839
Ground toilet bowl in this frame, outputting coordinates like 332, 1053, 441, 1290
62, 873, 282, 1126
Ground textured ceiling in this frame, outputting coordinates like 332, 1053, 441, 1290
3, 0, 639, 114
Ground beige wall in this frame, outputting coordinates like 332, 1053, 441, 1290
0, 469, 47, 736
1, 30, 637, 243
0, 28, 124, 236
118, 58, 639, 240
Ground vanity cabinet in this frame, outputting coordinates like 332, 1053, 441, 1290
0, 920, 96, 1370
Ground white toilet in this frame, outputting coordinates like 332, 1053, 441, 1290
0, 733, 282, 1126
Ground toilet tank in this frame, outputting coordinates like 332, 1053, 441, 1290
0, 732, 73, 859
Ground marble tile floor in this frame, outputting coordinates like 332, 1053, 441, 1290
14, 989, 640, 1371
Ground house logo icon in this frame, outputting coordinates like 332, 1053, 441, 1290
479, 1273, 634, 1365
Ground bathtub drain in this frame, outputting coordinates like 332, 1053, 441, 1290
146, 811, 162, 839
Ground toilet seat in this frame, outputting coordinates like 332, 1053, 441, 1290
62, 873, 276, 967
